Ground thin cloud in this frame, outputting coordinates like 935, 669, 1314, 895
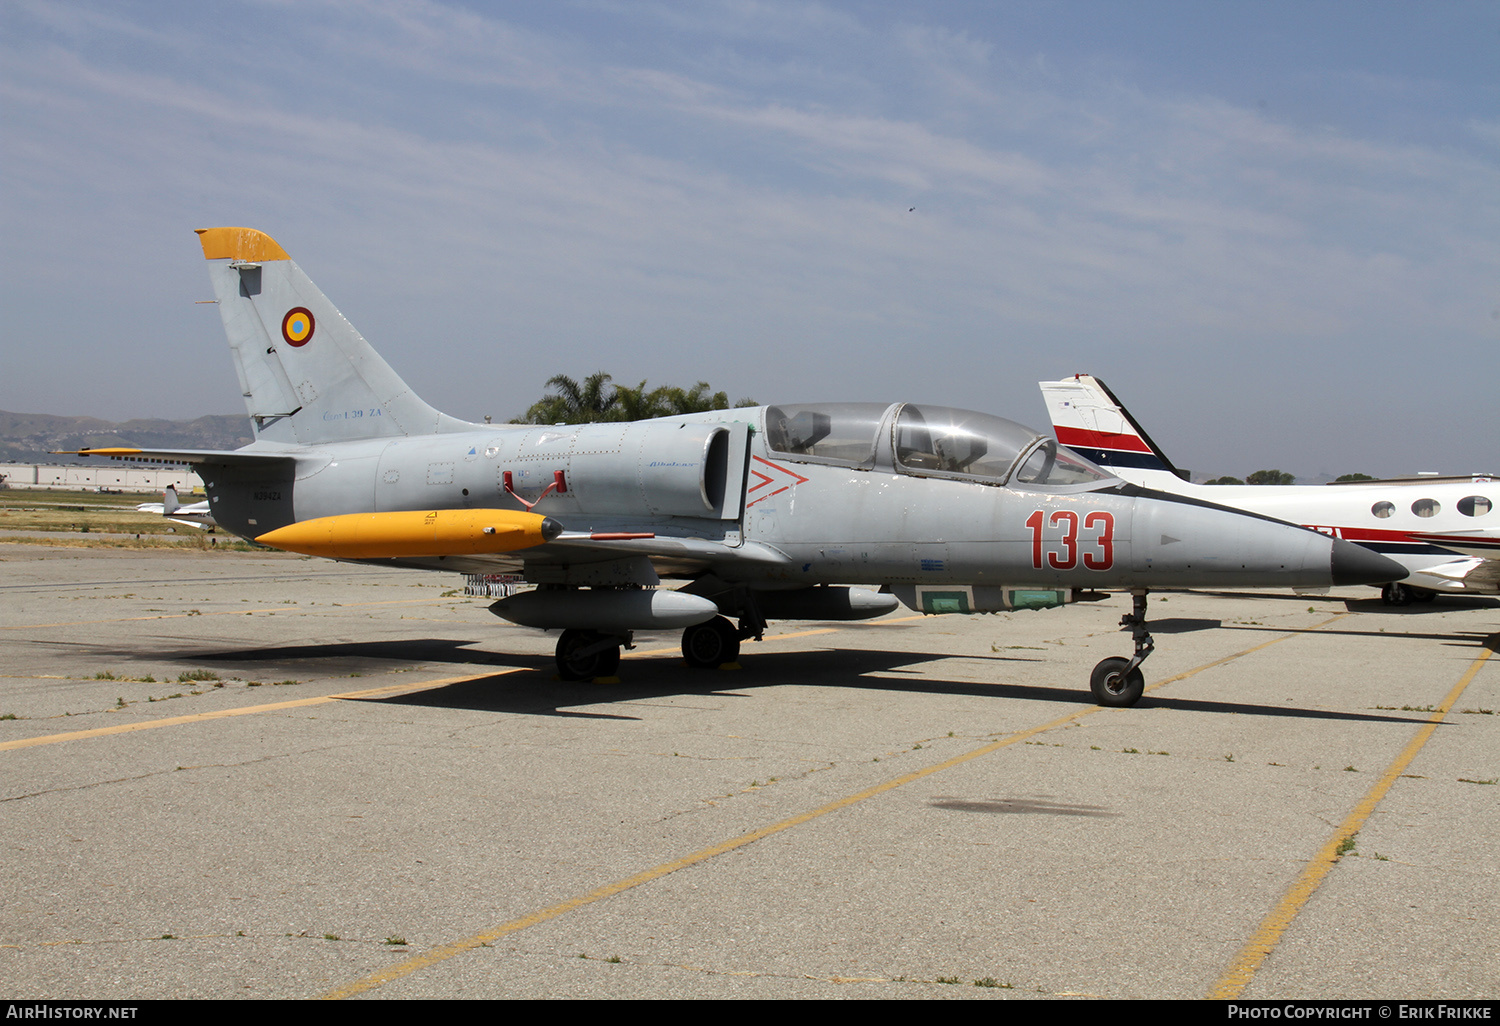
0, 0, 1495, 474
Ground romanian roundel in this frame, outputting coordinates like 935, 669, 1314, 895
281, 307, 315, 347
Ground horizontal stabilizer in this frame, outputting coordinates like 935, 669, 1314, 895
57, 447, 295, 468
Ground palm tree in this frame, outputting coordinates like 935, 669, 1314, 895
514, 373, 757, 424
652, 382, 722, 416
609, 380, 663, 422
519, 372, 617, 424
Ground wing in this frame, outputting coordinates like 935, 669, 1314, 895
1408, 532, 1500, 561
368, 532, 792, 578
1405, 532, 1500, 590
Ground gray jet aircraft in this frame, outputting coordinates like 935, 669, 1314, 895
71, 228, 1402, 707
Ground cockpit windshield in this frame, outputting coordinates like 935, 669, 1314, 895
1011, 437, 1115, 486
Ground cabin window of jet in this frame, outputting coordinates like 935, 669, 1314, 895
1411, 498, 1440, 518
1458, 495, 1492, 517
1371, 501, 1394, 519
892, 405, 1111, 488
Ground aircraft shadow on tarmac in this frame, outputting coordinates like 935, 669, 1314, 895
362, 653, 1454, 726
132, 635, 1443, 727
1216, 621, 1500, 652
94, 618, 1493, 725
1342, 596, 1500, 614
1199, 590, 1500, 614
1139, 617, 1221, 633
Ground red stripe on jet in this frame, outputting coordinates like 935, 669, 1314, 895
1054, 426, 1154, 454
1318, 527, 1431, 544
1303, 526, 1486, 551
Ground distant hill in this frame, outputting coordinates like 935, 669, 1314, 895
0, 410, 252, 464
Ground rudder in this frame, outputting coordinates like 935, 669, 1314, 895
1039, 374, 1184, 480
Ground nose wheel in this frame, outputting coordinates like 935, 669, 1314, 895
1090, 590, 1153, 707
1090, 657, 1145, 706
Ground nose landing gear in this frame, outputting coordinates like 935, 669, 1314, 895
1090, 589, 1153, 707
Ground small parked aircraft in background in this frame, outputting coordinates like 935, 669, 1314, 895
136, 485, 216, 530
1040, 373, 1497, 605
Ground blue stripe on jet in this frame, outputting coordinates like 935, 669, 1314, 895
1063, 446, 1172, 473
1351, 540, 1470, 557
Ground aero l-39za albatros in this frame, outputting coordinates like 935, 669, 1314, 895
71, 229, 1402, 707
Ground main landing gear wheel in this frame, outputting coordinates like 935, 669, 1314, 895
555, 629, 621, 681
1090, 657, 1145, 707
1381, 583, 1411, 606
682, 616, 740, 668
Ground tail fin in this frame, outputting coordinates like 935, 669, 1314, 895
162, 485, 179, 516
195, 228, 474, 445
1038, 374, 1187, 484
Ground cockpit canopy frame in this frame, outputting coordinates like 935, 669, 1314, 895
762, 402, 1114, 488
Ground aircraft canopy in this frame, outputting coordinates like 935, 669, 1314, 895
764, 403, 1113, 487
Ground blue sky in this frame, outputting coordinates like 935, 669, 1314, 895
2, 0, 1496, 479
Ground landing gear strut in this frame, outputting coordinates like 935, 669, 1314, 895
555, 628, 625, 681
1090, 589, 1153, 707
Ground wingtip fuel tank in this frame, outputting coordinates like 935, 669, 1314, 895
255, 509, 561, 560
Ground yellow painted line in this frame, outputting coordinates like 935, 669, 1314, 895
0, 671, 523, 752
3, 596, 464, 631
1147, 613, 1351, 693
626, 627, 843, 659
755, 627, 842, 641
324, 613, 1340, 1000
622, 615, 929, 660
6, 608, 299, 629
3, 620, 875, 748
1208, 637, 1496, 1000
323, 703, 1098, 1000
